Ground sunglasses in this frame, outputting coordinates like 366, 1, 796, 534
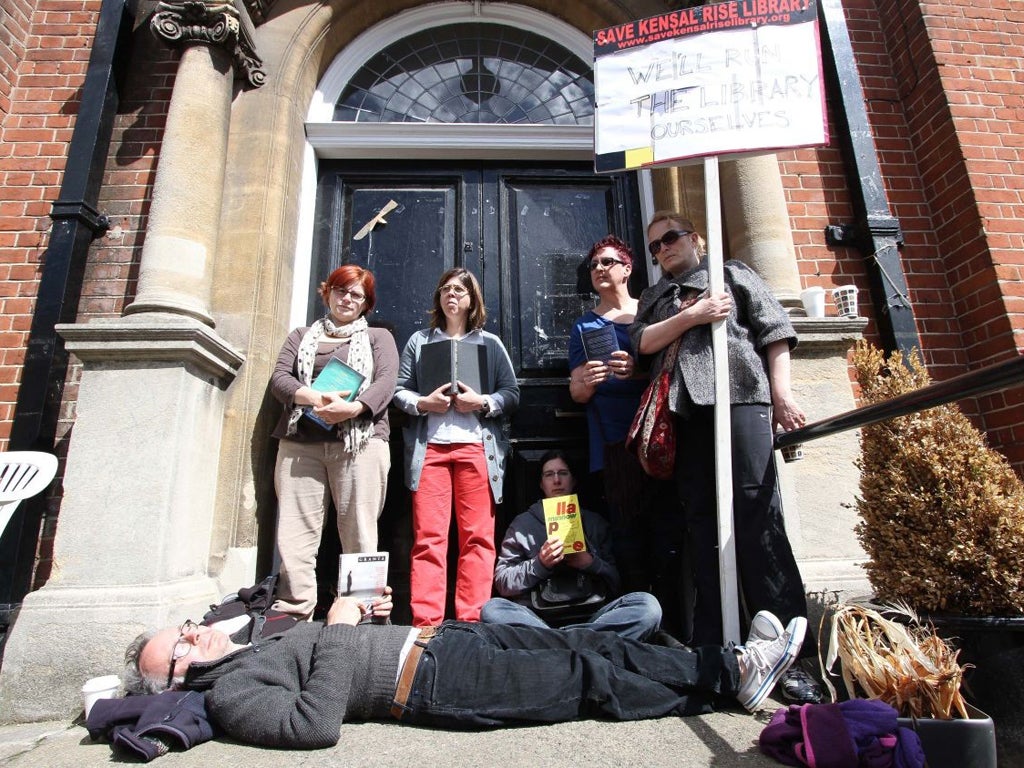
588, 256, 625, 271
648, 229, 693, 257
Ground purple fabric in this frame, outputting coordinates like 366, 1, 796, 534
894, 727, 927, 768
760, 705, 806, 767
799, 703, 858, 767
759, 700, 926, 768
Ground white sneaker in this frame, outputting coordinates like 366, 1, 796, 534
736, 616, 807, 712
747, 610, 784, 644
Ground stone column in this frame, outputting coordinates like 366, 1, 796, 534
720, 155, 803, 309
124, 0, 264, 324
0, 1, 263, 720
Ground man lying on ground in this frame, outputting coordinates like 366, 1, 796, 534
124, 588, 806, 750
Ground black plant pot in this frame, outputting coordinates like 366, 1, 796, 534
925, 613, 1024, 768
897, 704, 996, 768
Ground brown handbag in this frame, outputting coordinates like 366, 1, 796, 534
625, 338, 680, 480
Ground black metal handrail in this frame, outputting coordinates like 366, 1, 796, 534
775, 354, 1024, 449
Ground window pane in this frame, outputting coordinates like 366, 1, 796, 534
335, 23, 594, 125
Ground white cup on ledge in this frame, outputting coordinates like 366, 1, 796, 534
831, 284, 859, 317
799, 286, 825, 318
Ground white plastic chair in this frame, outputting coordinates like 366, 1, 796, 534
0, 451, 58, 538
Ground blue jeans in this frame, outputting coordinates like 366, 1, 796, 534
400, 621, 741, 728
479, 592, 662, 641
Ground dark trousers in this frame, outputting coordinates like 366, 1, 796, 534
403, 621, 741, 728
676, 404, 810, 648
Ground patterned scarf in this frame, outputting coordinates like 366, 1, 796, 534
286, 314, 374, 453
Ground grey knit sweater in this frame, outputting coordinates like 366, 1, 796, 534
184, 622, 412, 748
630, 260, 796, 416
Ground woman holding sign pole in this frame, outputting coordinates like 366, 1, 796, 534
630, 212, 821, 704
269, 264, 399, 620
393, 268, 519, 627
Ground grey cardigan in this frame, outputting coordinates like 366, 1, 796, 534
629, 260, 796, 416
392, 328, 520, 504
187, 622, 411, 749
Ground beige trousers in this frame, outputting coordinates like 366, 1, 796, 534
272, 438, 390, 617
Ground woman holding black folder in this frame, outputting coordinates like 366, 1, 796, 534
269, 264, 399, 619
393, 267, 519, 627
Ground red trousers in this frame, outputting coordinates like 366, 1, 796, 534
410, 442, 496, 626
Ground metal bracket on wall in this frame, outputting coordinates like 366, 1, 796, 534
50, 200, 111, 238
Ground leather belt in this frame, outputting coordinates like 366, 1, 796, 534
391, 627, 437, 720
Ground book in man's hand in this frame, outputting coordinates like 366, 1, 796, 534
302, 357, 365, 431
542, 493, 587, 553
338, 551, 389, 611
581, 324, 620, 363
417, 338, 490, 396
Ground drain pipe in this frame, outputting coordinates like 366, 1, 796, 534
0, 0, 134, 632
818, 0, 921, 355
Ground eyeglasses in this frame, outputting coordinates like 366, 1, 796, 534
331, 286, 366, 303
541, 470, 572, 480
589, 256, 626, 271
439, 284, 468, 296
166, 619, 198, 689
648, 229, 693, 257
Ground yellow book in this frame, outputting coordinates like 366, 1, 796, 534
541, 494, 587, 553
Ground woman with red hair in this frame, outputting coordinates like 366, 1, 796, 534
269, 265, 399, 619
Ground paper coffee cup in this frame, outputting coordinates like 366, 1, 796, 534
82, 675, 120, 718
831, 285, 859, 317
780, 443, 804, 463
799, 286, 825, 318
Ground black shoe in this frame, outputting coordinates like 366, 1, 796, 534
650, 629, 690, 651
780, 665, 824, 704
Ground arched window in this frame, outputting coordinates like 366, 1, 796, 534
334, 22, 594, 124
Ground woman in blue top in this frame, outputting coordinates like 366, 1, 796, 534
567, 235, 686, 637
568, 235, 646, 472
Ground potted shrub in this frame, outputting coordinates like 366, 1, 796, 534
834, 341, 1024, 764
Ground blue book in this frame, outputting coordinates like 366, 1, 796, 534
302, 357, 366, 431
581, 324, 620, 364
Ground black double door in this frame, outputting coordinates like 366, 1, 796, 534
308, 159, 646, 620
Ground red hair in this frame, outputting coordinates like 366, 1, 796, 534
319, 265, 377, 315
587, 234, 634, 266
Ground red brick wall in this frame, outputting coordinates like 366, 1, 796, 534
832, 0, 1024, 467
0, 0, 31, 120
911, 0, 1024, 460
0, 0, 103, 448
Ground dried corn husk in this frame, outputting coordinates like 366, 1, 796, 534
823, 601, 971, 720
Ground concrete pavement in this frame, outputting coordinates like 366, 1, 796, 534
0, 703, 786, 767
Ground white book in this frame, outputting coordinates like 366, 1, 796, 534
338, 551, 389, 609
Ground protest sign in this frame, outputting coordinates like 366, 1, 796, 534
594, 0, 827, 172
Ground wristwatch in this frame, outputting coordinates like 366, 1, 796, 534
480, 398, 492, 415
